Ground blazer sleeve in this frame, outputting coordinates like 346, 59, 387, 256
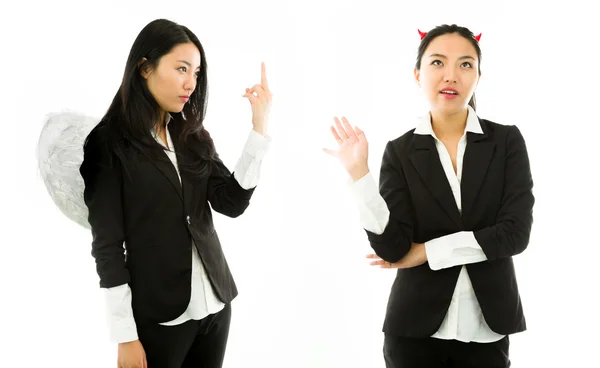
79, 132, 130, 288
473, 125, 534, 261
365, 141, 414, 263
206, 152, 256, 218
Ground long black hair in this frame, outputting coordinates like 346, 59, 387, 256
87, 18, 215, 179
415, 24, 482, 111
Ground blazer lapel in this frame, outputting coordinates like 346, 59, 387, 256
461, 120, 496, 218
171, 131, 193, 217
167, 121, 191, 213
147, 121, 184, 202
409, 134, 462, 228
168, 121, 207, 218
149, 152, 183, 201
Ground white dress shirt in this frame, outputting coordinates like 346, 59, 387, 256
104, 115, 271, 343
350, 105, 505, 343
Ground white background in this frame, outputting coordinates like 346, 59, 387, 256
1, 1, 599, 367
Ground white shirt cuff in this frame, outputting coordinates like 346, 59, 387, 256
347, 172, 390, 234
103, 284, 139, 344
425, 231, 487, 270
233, 129, 271, 189
244, 129, 272, 159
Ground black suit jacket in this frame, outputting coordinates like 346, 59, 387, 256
367, 118, 534, 338
79, 119, 254, 327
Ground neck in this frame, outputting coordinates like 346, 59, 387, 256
154, 110, 168, 135
429, 107, 469, 139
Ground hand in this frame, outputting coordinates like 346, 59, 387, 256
117, 340, 147, 368
242, 62, 272, 136
323, 116, 370, 181
366, 243, 428, 269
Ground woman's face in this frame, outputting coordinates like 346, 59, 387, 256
141, 42, 201, 114
414, 33, 480, 116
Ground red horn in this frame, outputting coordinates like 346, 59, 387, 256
474, 33, 482, 42
418, 29, 427, 40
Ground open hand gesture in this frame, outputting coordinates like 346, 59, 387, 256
323, 116, 370, 181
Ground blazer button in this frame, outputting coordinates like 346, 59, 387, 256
186, 215, 190, 224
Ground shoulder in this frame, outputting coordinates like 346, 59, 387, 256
478, 118, 527, 146
384, 127, 418, 154
84, 121, 110, 150
371, 128, 417, 169
391, 128, 417, 144
82, 119, 125, 168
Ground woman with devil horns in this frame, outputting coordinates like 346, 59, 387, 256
324, 24, 533, 367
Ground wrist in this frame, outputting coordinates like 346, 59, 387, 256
349, 165, 369, 182
252, 126, 267, 136
419, 243, 428, 261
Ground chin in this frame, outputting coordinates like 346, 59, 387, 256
432, 103, 468, 115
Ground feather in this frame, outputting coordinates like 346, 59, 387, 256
36, 111, 100, 230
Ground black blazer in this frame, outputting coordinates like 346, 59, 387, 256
367, 118, 534, 338
79, 119, 254, 327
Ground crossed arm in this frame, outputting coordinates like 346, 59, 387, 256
351, 126, 534, 270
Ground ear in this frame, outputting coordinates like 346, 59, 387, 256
414, 67, 421, 87
138, 57, 151, 79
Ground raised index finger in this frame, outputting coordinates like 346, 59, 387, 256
261, 62, 268, 89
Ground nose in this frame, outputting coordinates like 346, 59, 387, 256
183, 74, 196, 93
444, 67, 457, 84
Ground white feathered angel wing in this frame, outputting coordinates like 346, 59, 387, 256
37, 111, 100, 230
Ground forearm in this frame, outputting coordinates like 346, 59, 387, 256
473, 212, 533, 261
472, 125, 534, 261
349, 172, 412, 263
90, 240, 130, 288
366, 221, 412, 263
208, 130, 271, 217
365, 142, 414, 262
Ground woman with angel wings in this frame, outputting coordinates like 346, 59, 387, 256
37, 18, 272, 368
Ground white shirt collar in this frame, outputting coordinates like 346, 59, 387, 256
414, 105, 483, 137
150, 113, 174, 150
150, 113, 172, 138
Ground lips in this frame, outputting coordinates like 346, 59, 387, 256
179, 96, 189, 102
439, 88, 458, 95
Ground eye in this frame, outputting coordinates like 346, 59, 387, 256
461, 61, 473, 68
178, 66, 187, 72
431, 60, 443, 66
195, 71, 200, 78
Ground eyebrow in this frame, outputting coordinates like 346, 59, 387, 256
428, 53, 476, 61
176, 60, 201, 69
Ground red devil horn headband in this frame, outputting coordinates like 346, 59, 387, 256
418, 29, 481, 42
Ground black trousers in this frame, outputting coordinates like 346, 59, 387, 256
383, 334, 510, 368
137, 304, 232, 368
